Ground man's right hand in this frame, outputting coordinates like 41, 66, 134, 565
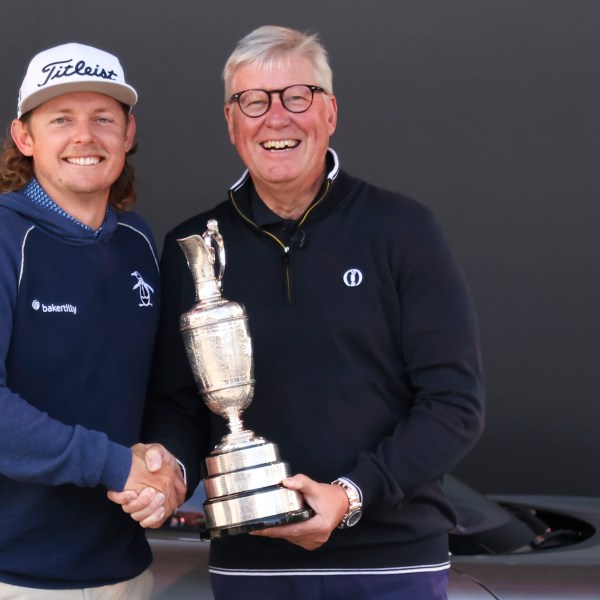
107, 443, 187, 528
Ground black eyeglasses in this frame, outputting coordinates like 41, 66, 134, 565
229, 84, 325, 118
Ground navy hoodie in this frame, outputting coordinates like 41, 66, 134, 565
0, 184, 159, 588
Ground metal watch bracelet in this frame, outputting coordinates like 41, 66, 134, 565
332, 478, 363, 528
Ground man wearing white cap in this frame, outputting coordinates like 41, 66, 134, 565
0, 43, 185, 599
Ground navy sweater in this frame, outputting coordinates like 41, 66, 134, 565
144, 150, 484, 572
0, 186, 159, 588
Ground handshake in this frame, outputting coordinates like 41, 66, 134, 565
108, 443, 187, 529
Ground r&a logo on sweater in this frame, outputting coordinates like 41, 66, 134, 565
343, 268, 363, 287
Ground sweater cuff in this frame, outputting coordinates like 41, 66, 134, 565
99, 442, 133, 491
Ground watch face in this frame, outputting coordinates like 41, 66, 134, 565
346, 509, 363, 527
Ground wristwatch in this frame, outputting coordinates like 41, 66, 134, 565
332, 478, 363, 528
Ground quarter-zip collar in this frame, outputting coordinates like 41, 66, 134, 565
228, 149, 342, 302
228, 148, 341, 242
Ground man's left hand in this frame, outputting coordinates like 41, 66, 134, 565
249, 474, 349, 551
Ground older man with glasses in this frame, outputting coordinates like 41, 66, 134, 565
118, 25, 485, 600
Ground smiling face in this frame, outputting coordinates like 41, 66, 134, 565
11, 91, 135, 220
224, 55, 337, 206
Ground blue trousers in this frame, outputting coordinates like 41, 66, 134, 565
211, 570, 448, 600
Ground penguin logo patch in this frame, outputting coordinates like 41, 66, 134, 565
131, 271, 155, 307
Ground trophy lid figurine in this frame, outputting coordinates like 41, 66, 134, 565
178, 220, 313, 539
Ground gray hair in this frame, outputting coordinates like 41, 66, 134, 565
223, 25, 333, 101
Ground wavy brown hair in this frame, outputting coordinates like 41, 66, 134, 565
0, 107, 138, 212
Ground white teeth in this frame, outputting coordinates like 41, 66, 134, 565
261, 140, 299, 150
66, 157, 101, 166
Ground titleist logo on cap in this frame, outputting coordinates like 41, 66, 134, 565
37, 59, 119, 88
17, 43, 138, 118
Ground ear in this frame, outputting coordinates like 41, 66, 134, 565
326, 94, 338, 137
124, 114, 136, 152
11, 119, 34, 157
224, 103, 236, 145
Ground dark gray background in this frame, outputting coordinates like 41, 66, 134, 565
2, 1, 599, 496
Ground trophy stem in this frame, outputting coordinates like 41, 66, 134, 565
215, 410, 262, 452
226, 411, 245, 436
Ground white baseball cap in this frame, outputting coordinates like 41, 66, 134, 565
17, 42, 138, 118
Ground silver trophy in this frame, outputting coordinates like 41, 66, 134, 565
177, 220, 313, 539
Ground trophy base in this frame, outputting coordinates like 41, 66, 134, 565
203, 482, 313, 536
202, 440, 314, 540
203, 506, 314, 540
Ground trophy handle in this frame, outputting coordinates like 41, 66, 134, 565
202, 219, 225, 287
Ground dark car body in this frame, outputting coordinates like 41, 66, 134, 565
448, 488, 600, 598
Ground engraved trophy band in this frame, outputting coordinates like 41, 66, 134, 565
178, 220, 313, 538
